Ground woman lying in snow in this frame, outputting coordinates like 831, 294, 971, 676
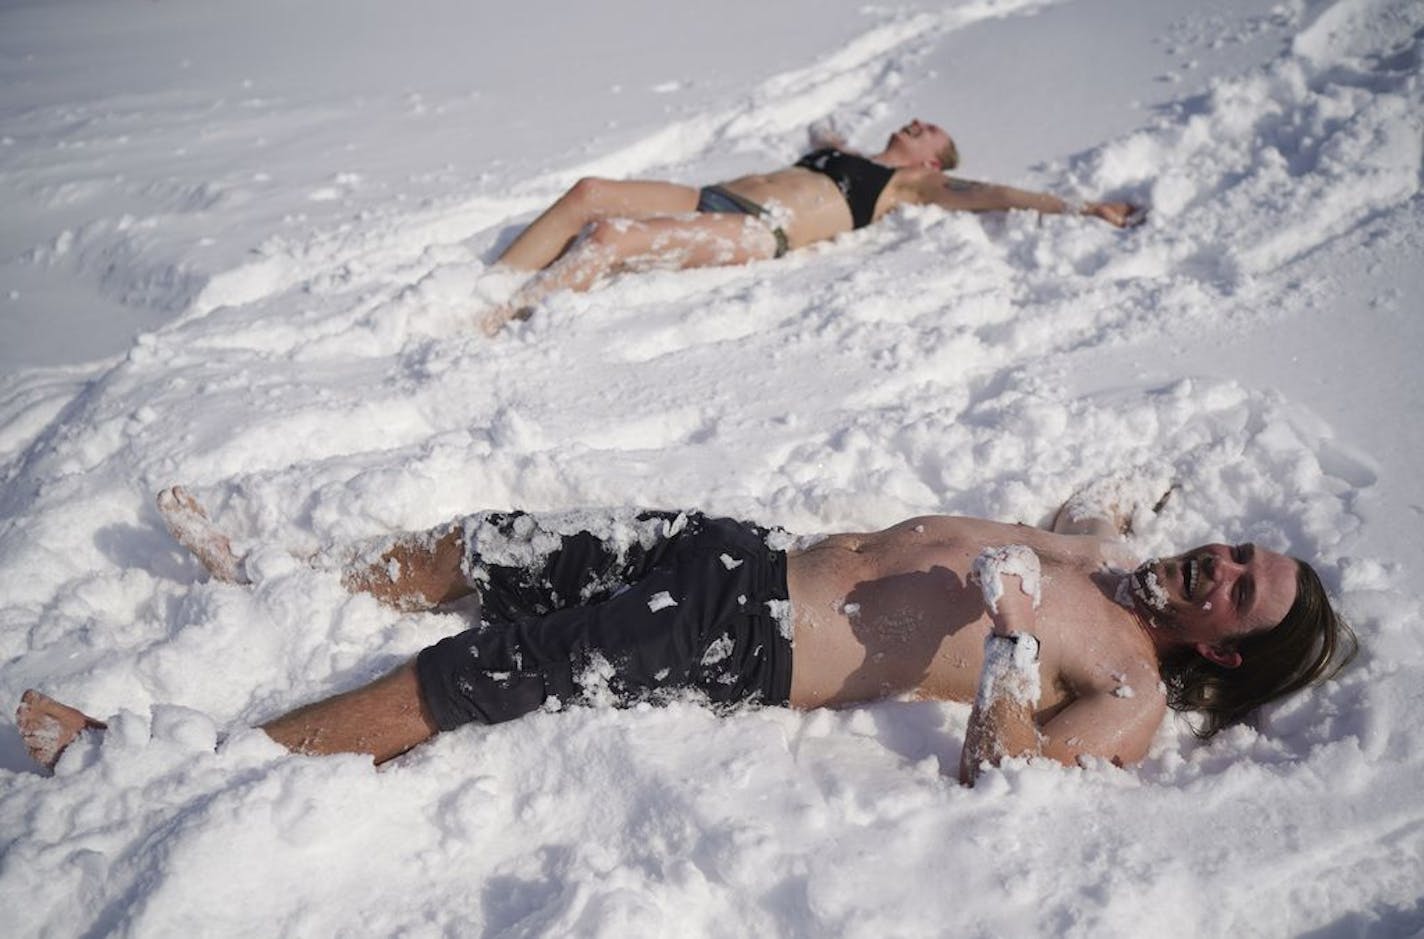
481, 118, 1145, 333
18, 478, 1351, 785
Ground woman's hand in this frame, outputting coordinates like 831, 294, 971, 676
1085, 201, 1147, 228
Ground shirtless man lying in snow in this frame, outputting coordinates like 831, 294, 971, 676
17, 479, 1353, 785
482, 118, 1144, 333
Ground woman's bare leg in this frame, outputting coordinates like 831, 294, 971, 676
495, 177, 700, 272
483, 211, 778, 334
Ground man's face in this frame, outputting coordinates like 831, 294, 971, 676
1129, 543, 1298, 655
887, 119, 954, 168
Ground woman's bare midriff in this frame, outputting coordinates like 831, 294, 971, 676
718, 168, 859, 249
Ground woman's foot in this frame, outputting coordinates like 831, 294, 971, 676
479, 303, 533, 337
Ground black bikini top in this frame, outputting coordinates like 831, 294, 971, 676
794, 148, 897, 229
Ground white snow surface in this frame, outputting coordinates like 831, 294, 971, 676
3, 0, 1424, 936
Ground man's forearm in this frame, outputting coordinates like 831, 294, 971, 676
960, 546, 1045, 785
959, 633, 1043, 784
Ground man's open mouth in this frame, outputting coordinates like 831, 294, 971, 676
1184, 558, 1199, 600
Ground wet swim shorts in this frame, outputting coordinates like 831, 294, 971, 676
415, 509, 793, 731
696, 185, 790, 258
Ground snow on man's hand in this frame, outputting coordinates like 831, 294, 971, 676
971, 545, 1042, 613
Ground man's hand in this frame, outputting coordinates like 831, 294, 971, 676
1085, 201, 1147, 228
971, 544, 1041, 631
1052, 473, 1176, 538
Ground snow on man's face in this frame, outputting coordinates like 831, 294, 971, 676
1130, 543, 1298, 665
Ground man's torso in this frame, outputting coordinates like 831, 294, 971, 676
785, 516, 1160, 718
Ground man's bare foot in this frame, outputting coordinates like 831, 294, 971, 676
16, 690, 107, 771
156, 486, 251, 584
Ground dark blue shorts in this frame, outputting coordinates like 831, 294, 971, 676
415, 510, 793, 731
695, 185, 790, 258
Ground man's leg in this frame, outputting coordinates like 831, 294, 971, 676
341, 506, 686, 613
158, 486, 474, 611
260, 660, 439, 763
419, 512, 791, 730
157, 486, 250, 585
19, 513, 783, 770
18, 661, 439, 769
339, 526, 474, 611
495, 178, 699, 272
16, 690, 107, 770
483, 212, 779, 334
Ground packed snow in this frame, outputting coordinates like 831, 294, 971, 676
2, 0, 1422, 936
974, 633, 1044, 709
1134, 560, 1172, 613
972, 544, 1043, 612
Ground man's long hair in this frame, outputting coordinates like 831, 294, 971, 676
1159, 560, 1358, 738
